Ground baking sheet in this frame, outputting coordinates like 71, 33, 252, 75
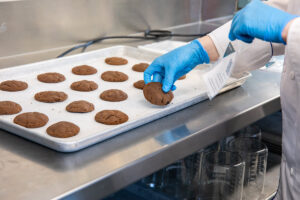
0, 46, 249, 152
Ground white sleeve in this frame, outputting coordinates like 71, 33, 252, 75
265, 0, 289, 11
285, 18, 300, 74
207, 0, 288, 74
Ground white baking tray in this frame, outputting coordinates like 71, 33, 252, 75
0, 46, 250, 152
138, 40, 187, 54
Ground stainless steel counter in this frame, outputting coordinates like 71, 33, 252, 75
0, 70, 281, 200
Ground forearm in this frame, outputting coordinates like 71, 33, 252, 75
282, 18, 299, 43
197, 36, 220, 62
199, 21, 273, 75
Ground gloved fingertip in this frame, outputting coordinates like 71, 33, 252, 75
153, 73, 163, 83
171, 85, 177, 91
162, 85, 171, 93
144, 74, 151, 84
228, 32, 236, 41
238, 35, 254, 43
244, 38, 254, 44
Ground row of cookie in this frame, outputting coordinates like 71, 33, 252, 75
36, 63, 147, 84
0, 72, 124, 93
0, 101, 128, 137
33, 90, 129, 103
37, 62, 148, 83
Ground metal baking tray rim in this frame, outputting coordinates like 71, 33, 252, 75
0, 45, 250, 152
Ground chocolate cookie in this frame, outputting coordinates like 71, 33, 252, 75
101, 71, 128, 82
132, 63, 149, 72
70, 80, 98, 92
14, 112, 49, 128
66, 100, 94, 113
72, 65, 97, 75
178, 75, 186, 80
46, 121, 80, 138
100, 89, 128, 102
0, 101, 22, 115
37, 72, 65, 83
95, 110, 128, 125
133, 80, 145, 90
143, 82, 174, 106
105, 57, 128, 65
35, 91, 68, 103
0, 80, 28, 92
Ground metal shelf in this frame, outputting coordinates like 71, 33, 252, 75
0, 70, 281, 200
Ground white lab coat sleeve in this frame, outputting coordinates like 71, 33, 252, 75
286, 18, 300, 74
207, 0, 288, 74
208, 21, 273, 74
265, 0, 289, 11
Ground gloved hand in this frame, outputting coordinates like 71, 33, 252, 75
144, 40, 209, 92
229, 0, 298, 44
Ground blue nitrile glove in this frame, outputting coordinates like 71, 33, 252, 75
229, 0, 298, 44
144, 40, 209, 92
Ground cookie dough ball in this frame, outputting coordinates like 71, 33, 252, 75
35, 91, 68, 103
178, 75, 186, 80
72, 65, 97, 75
14, 112, 49, 128
105, 57, 128, 65
100, 89, 128, 102
132, 63, 149, 72
0, 80, 28, 92
101, 71, 128, 82
66, 100, 94, 113
46, 121, 79, 138
70, 80, 98, 92
0, 101, 22, 115
143, 82, 174, 106
133, 80, 145, 90
37, 72, 65, 83
95, 110, 128, 125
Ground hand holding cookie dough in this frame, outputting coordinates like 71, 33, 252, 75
143, 82, 174, 106
144, 40, 210, 93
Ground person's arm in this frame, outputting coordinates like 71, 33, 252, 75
197, 36, 219, 62
281, 18, 297, 43
284, 18, 300, 74
144, 0, 291, 92
203, 0, 290, 74
206, 22, 274, 75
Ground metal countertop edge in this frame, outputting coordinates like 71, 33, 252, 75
58, 95, 281, 200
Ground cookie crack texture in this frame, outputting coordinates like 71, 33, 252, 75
100, 89, 128, 102
95, 110, 128, 125
34, 91, 68, 103
70, 80, 98, 91
0, 80, 28, 91
101, 71, 128, 82
143, 82, 174, 106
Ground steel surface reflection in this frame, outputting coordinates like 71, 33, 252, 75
155, 125, 191, 146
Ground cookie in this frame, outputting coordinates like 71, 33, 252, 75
66, 100, 94, 113
0, 101, 22, 115
0, 80, 28, 92
143, 82, 174, 106
133, 80, 145, 90
95, 110, 128, 125
178, 75, 186, 80
37, 72, 65, 83
100, 89, 128, 102
101, 71, 128, 82
105, 57, 128, 65
46, 121, 79, 138
132, 63, 149, 72
35, 91, 68, 103
72, 65, 97, 75
70, 80, 98, 92
14, 112, 49, 128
